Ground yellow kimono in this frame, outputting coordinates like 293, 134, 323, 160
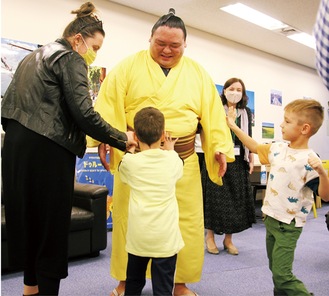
87, 50, 234, 283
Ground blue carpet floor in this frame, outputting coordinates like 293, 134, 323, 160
2, 202, 329, 296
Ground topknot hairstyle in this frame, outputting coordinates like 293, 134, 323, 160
151, 8, 187, 40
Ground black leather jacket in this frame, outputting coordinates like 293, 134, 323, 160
1, 38, 127, 157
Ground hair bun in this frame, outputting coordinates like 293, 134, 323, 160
72, 1, 96, 18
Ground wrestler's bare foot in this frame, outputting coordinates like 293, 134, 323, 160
23, 284, 39, 296
174, 283, 198, 296
110, 281, 125, 296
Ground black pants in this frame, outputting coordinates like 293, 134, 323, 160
197, 152, 204, 172
2, 120, 76, 294
125, 253, 177, 296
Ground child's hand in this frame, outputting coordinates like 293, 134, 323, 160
226, 106, 237, 129
127, 144, 136, 154
308, 155, 325, 175
162, 132, 178, 151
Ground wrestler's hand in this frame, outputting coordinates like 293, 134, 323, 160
98, 143, 110, 171
215, 151, 227, 177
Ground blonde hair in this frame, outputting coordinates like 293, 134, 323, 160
284, 99, 324, 135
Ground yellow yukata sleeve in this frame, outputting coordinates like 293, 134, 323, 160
199, 76, 235, 186
86, 58, 131, 174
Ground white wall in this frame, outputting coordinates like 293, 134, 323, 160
2, 0, 329, 159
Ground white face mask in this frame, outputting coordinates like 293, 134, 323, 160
225, 90, 242, 104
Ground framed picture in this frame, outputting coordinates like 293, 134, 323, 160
262, 122, 274, 139
270, 89, 282, 106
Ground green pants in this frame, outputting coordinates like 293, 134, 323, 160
264, 216, 311, 296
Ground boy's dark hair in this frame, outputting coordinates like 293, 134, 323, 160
134, 107, 165, 146
151, 8, 187, 41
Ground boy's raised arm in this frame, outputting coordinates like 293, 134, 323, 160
226, 106, 259, 154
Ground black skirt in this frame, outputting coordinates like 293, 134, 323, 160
2, 120, 76, 279
202, 155, 256, 234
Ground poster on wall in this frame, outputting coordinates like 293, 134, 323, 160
216, 84, 255, 126
270, 89, 282, 106
76, 153, 114, 230
1, 37, 41, 97
262, 122, 274, 139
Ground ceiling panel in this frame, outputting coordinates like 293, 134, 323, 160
109, 0, 320, 69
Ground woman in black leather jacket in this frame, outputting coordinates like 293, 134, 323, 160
1, 2, 135, 295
